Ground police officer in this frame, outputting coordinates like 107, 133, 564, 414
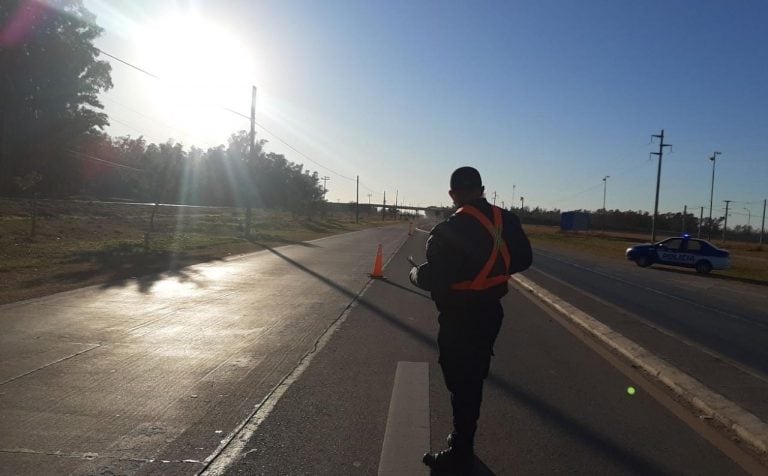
410, 166, 532, 472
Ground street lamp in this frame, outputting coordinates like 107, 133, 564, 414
602, 175, 610, 233
708, 151, 721, 239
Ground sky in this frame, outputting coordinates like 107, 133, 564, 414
82, 0, 768, 227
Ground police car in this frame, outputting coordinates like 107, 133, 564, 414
625, 235, 730, 274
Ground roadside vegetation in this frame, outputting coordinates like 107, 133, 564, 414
525, 224, 768, 286
0, 199, 402, 304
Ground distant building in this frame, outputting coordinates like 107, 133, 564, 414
560, 211, 591, 231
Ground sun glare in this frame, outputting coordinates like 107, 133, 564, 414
136, 13, 257, 144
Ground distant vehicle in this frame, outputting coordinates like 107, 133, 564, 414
625, 235, 730, 274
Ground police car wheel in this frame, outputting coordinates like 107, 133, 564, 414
695, 260, 712, 274
637, 256, 653, 268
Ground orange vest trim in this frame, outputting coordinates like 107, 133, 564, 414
450, 205, 512, 291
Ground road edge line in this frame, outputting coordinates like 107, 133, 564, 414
197, 232, 412, 475
512, 274, 768, 455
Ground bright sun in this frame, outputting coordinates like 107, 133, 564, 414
136, 13, 257, 143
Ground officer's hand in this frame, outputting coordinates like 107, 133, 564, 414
409, 266, 419, 287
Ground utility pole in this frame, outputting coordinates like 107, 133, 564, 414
744, 207, 751, 230
245, 85, 257, 238
708, 151, 721, 239
682, 205, 687, 233
602, 175, 610, 233
320, 176, 330, 200
382, 191, 386, 220
395, 189, 398, 220
698, 206, 704, 238
355, 175, 359, 224
512, 185, 516, 207
520, 196, 524, 212
501, 200, 505, 209
492, 191, 497, 206
760, 199, 766, 245
650, 130, 672, 242
367, 193, 372, 216
722, 200, 732, 241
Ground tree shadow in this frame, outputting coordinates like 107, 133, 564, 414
22, 242, 221, 294
261, 245, 671, 475
247, 234, 318, 248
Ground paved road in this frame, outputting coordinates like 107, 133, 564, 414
524, 246, 768, 424
0, 225, 407, 475
217, 232, 760, 475
0, 225, 765, 475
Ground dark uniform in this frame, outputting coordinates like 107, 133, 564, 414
411, 196, 532, 469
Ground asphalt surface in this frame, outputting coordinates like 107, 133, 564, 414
0, 224, 764, 475
220, 231, 754, 475
0, 225, 407, 475
525, 247, 768, 424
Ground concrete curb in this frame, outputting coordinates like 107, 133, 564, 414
512, 274, 768, 454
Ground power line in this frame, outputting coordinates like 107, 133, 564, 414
97, 48, 362, 184
68, 150, 145, 172
96, 48, 160, 79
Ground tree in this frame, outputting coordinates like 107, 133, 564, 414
0, 0, 112, 195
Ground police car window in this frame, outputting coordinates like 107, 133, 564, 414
686, 241, 702, 252
663, 239, 683, 251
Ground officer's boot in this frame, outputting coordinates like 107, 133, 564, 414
422, 428, 474, 473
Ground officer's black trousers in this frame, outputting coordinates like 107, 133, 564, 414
437, 300, 504, 450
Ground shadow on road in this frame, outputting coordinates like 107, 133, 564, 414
21, 242, 221, 294
262, 244, 671, 475
247, 235, 318, 248
378, 278, 432, 300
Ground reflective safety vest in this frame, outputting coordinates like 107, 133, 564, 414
450, 205, 511, 291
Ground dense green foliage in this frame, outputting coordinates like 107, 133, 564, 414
0, 0, 112, 195
0, 1, 325, 214
79, 131, 325, 216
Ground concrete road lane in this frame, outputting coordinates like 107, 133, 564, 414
219, 231, 760, 475
0, 225, 408, 475
525, 247, 768, 424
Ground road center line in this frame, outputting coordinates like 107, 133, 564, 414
377, 361, 430, 476
198, 234, 410, 476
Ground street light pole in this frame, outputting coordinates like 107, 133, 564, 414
602, 175, 610, 234
708, 151, 721, 239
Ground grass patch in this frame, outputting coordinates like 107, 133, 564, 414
0, 198, 399, 304
524, 224, 768, 286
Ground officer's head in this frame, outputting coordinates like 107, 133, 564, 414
449, 166, 484, 205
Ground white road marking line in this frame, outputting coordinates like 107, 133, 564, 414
535, 250, 768, 330
378, 362, 430, 476
512, 274, 768, 455
198, 233, 410, 475
526, 267, 768, 386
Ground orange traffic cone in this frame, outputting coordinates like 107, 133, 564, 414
370, 244, 384, 278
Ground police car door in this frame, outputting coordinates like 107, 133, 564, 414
657, 238, 687, 265
682, 239, 703, 266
